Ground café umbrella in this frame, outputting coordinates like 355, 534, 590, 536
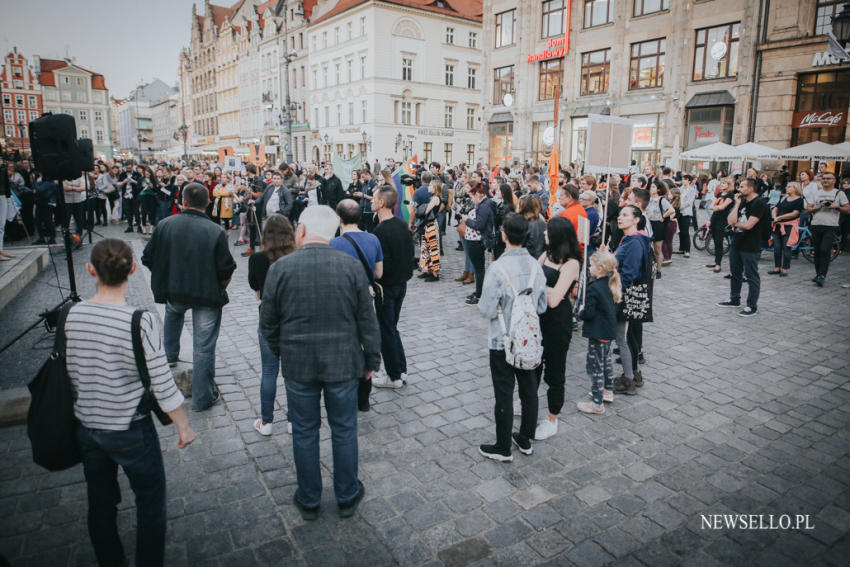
679, 142, 743, 161
779, 141, 850, 161
734, 142, 781, 160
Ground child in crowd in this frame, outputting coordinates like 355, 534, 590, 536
577, 251, 621, 414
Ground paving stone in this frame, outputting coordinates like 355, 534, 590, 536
565, 540, 615, 567
436, 537, 491, 567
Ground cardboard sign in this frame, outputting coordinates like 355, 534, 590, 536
217, 146, 235, 163
584, 114, 636, 174
577, 215, 590, 245
249, 143, 265, 166
223, 155, 240, 172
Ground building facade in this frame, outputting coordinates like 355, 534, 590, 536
37, 57, 112, 158
308, 0, 483, 166
753, 0, 850, 173
0, 49, 42, 152
150, 91, 181, 157
115, 79, 173, 159
480, 0, 759, 170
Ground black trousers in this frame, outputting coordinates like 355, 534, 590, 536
711, 221, 726, 266
490, 349, 537, 451
466, 240, 486, 298
626, 320, 643, 372
124, 197, 140, 228
811, 225, 838, 278
677, 213, 692, 253
35, 199, 54, 240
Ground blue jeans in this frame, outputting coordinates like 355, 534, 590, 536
772, 225, 792, 270
375, 283, 407, 381
462, 238, 473, 272
729, 247, 761, 310
76, 418, 166, 567
258, 326, 279, 423
285, 378, 360, 508
163, 302, 222, 410
157, 200, 172, 224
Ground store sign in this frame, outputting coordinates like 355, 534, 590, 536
526, 1, 572, 61
792, 110, 847, 128
812, 50, 850, 67
687, 123, 722, 147
632, 126, 655, 148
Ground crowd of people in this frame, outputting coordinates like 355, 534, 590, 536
10, 150, 850, 564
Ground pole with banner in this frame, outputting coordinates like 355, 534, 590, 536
577, 214, 590, 308
584, 114, 636, 245
548, 84, 561, 217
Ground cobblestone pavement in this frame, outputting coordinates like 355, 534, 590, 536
1, 216, 849, 566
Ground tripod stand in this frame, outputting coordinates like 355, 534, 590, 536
83, 172, 104, 244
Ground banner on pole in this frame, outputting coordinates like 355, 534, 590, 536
332, 153, 363, 182
584, 114, 636, 174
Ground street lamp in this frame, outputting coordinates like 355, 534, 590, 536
833, 3, 850, 44
134, 82, 143, 160
179, 50, 192, 164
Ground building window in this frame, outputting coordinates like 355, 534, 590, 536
62, 76, 70, 84
444, 105, 454, 128
401, 102, 412, 125
3, 109, 11, 122
793, 72, 850, 147
816, 0, 844, 34
495, 9, 516, 48
347, 59, 353, 82
493, 65, 514, 105
323, 66, 328, 87
29, 110, 38, 120
312, 70, 318, 89
685, 106, 734, 149
5, 125, 14, 137
402, 58, 413, 81
693, 23, 740, 81
467, 144, 475, 164
444, 143, 453, 165
469, 32, 478, 48
314, 107, 319, 127
15, 95, 24, 106
322, 31, 328, 48
580, 48, 611, 95
445, 64, 454, 86
1, 94, 9, 105
360, 16, 367, 35
76, 77, 84, 86
16, 110, 25, 122
28, 95, 37, 107
13, 80, 22, 89
584, 0, 612, 28
538, 59, 564, 100
96, 129, 104, 143
446, 27, 455, 44
335, 63, 341, 85
334, 27, 340, 44
423, 142, 432, 163
337, 104, 342, 125
468, 67, 477, 89
336, 143, 344, 157
347, 22, 352, 40
80, 127, 88, 138
360, 56, 366, 79
629, 38, 665, 89
62, 91, 71, 101
324, 106, 330, 127
361, 100, 367, 122
349, 102, 354, 125
542, 0, 565, 38
633, 0, 669, 17
466, 107, 476, 129
80, 110, 87, 121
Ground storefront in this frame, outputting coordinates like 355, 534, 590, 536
626, 113, 665, 168
684, 91, 735, 151
530, 120, 566, 166
488, 112, 514, 166
569, 106, 608, 165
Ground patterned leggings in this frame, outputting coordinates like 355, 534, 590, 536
419, 221, 441, 275
586, 339, 614, 405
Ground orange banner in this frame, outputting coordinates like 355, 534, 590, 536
217, 146, 235, 163
249, 143, 265, 166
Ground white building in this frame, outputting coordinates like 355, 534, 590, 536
307, 0, 483, 166
116, 78, 173, 158
150, 90, 181, 157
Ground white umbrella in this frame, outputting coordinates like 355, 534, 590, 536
779, 141, 850, 161
833, 141, 850, 154
734, 142, 781, 160
679, 142, 743, 161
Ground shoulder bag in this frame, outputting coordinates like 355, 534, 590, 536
131, 310, 173, 425
342, 233, 383, 301
620, 248, 655, 323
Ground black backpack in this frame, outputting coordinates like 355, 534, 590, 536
27, 303, 80, 471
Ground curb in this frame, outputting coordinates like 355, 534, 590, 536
0, 387, 29, 427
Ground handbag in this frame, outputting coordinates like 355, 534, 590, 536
342, 233, 383, 301
620, 248, 655, 323
131, 310, 173, 425
27, 303, 80, 471
457, 220, 467, 239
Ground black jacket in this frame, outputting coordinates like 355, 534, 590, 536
580, 277, 617, 341
255, 184, 294, 223
142, 209, 236, 307
465, 197, 495, 249
320, 175, 345, 209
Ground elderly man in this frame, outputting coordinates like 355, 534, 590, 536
260, 206, 380, 520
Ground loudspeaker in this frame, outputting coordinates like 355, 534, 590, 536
29, 113, 81, 180
75, 138, 94, 172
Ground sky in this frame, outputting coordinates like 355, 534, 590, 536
0, 0, 200, 98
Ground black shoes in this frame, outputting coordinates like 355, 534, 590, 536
293, 494, 319, 521
423, 274, 439, 282
717, 300, 740, 307
479, 444, 513, 462
613, 375, 637, 396
465, 296, 479, 305
338, 482, 365, 518
511, 433, 533, 456
815, 276, 825, 287
124, 227, 133, 233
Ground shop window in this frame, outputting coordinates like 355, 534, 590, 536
493, 65, 515, 105
495, 9, 516, 48
580, 48, 610, 95
693, 23, 740, 81
792, 71, 850, 146
584, 0, 612, 28
539, 59, 564, 100
816, 1, 843, 35
542, 0, 565, 38
633, 0, 668, 17
489, 121, 514, 166
571, 118, 587, 163
685, 106, 734, 149
629, 38, 665, 89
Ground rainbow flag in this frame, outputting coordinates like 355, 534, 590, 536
391, 155, 418, 223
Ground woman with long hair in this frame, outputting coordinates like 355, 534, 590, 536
769, 181, 804, 276
707, 178, 736, 272
518, 194, 546, 260
418, 179, 442, 281
533, 217, 582, 440
137, 165, 158, 235
492, 183, 516, 259
213, 171, 235, 230
249, 214, 297, 435
645, 180, 674, 278
68, 239, 194, 566
461, 183, 494, 304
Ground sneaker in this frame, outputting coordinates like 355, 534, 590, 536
511, 432, 533, 455
192, 390, 221, 412
613, 375, 637, 396
661, 260, 672, 266
738, 307, 757, 317
423, 274, 439, 282
400, 372, 409, 383
717, 300, 740, 307
577, 401, 605, 414
811, 276, 819, 283
842, 283, 850, 288
372, 372, 405, 389
815, 276, 825, 287
293, 494, 320, 521
633, 371, 644, 388
603, 390, 614, 403
124, 227, 133, 233
478, 444, 513, 463
338, 481, 365, 518
465, 296, 479, 305
358, 400, 370, 412
534, 419, 558, 440
253, 418, 273, 436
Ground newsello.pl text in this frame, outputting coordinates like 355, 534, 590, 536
701, 514, 815, 530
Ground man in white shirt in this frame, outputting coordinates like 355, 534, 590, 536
62, 176, 87, 241
807, 171, 850, 286
676, 174, 698, 257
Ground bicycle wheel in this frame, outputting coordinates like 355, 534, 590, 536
706, 233, 715, 256
798, 234, 815, 263
693, 227, 707, 251
828, 233, 842, 263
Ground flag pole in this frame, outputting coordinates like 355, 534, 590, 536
601, 120, 615, 244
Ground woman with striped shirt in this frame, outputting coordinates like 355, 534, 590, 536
66, 238, 194, 567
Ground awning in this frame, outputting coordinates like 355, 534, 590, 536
571, 106, 610, 118
488, 112, 513, 124
685, 90, 735, 109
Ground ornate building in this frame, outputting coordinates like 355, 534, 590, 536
0, 48, 42, 152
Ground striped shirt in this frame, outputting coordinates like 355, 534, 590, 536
65, 301, 184, 431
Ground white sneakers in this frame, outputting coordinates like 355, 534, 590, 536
372, 371, 406, 389
534, 418, 558, 440
253, 418, 293, 436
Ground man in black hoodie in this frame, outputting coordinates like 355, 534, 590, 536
320, 164, 345, 210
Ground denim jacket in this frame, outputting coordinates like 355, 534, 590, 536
478, 248, 547, 350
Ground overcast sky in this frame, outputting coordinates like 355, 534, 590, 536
0, 0, 199, 98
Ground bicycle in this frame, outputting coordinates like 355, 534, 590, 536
694, 220, 730, 257
765, 225, 841, 264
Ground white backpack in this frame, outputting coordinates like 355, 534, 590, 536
496, 265, 543, 370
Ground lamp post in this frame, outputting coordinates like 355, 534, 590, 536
278, 3, 299, 164
179, 50, 192, 164
134, 83, 143, 160
833, 3, 850, 44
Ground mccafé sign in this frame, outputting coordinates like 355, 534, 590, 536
792, 110, 847, 129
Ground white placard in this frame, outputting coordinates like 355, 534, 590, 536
577, 215, 590, 245
223, 155, 240, 171
584, 114, 636, 174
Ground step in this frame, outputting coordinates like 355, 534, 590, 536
0, 248, 49, 313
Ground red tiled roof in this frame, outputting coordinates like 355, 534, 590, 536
256, 0, 276, 14
38, 58, 108, 91
211, 4, 232, 26
311, 0, 481, 25
303, 0, 317, 19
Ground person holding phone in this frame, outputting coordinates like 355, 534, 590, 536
807, 171, 850, 286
